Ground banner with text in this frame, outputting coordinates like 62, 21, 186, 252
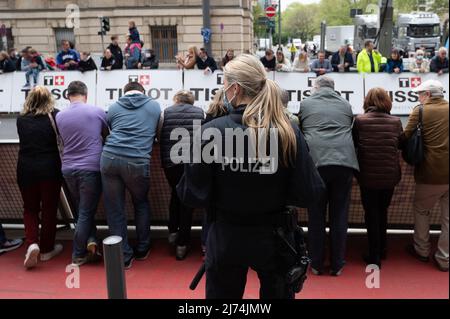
364, 73, 449, 115
97, 70, 183, 111
11, 71, 97, 112
274, 72, 365, 114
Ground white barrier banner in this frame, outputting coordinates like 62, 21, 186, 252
274, 72, 365, 114
0, 73, 14, 112
365, 73, 449, 115
97, 70, 183, 111
11, 71, 97, 112
183, 70, 276, 110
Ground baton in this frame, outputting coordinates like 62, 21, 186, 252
189, 263, 206, 290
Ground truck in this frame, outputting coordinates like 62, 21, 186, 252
393, 12, 441, 57
325, 25, 354, 53
353, 14, 378, 52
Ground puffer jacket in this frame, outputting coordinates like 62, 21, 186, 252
353, 108, 403, 189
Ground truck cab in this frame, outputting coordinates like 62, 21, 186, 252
353, 14, 378, 52
394, 12, 440, 57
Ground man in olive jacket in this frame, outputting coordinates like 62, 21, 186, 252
404, 79, 449, 272
298, 76, 359, 276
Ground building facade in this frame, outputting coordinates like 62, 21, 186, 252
0, 0, 254, 64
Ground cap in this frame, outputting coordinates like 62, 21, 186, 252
412, 79, 444, 94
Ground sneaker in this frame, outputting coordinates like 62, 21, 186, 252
176, 245, 189, 261
72, 256, 88, 267
432, 254, 449, 272
24, 243, 40, 269
330, 267, 344, 276
406, 244, 429, 263
23, 83, 31, 89
86, 242, 102, 262
311, 267, 323, 276
0, 238, 23, 254
40, 243, 63, 261
134, 247, 150, 261
168, 232, 178, 245
124, 256, 135, 270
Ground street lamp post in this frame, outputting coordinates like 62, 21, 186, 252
278, 0, 281, 49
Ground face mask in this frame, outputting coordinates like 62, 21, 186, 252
223, 84, 237, 113
417, 55, 424, 61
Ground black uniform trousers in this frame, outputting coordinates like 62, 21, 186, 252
164, 165, 193, 246
360, 187, 394, 265
205, 219, 295, 299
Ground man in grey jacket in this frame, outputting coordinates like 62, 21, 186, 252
298, 76, 359, 276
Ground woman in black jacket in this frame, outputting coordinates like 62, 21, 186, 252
17, 86, 63, 269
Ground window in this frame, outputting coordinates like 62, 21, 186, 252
151, 26, 178, 63
0, 25, 14, 51
54, 28, 75, 52
407, 24, 440, 38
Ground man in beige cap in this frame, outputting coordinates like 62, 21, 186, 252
404, 79, 449, 272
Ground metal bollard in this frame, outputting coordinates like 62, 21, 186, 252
103, 236, 127, 299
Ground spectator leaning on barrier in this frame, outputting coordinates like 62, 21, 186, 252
275, 50, 292, 72
7, 48, 19, 68
292, 51, 310, 72
260, 48, 276, 72
430, 47, 449, 75
78, 52, 97, 73
101, 81, 161, 270
331, 45, 354, 73
298, 76, 359, 276
0, 51, 16, 73
220, 49, 235, 70
16, 86, 64, 269
55, 81, 108, 266
158, 90, 205, 260
403, 80, 449, 272
385, 48, 404, 74
310, 51, 333, 76
56, 40, 80, 71
196, 48, 217, 75
101, 49, 120, 71
0, 224, 23, 254
353, 88, 403, 268
357, 40, 382, 73
409, 49, 430, 73
107, 36, 124, 70
124, 36, 142, 70
22, 49, 46, 89
176, 46, 198, 70
138, 49, 159, 70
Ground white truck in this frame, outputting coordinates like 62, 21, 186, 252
353, 14, 378, 52
325, 25, 354, 53
393, 12, 441, 57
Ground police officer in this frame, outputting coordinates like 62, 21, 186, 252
177, 54, 324, 299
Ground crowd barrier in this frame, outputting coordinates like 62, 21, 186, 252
0, 70, 448, 115
0, 142, 442, 229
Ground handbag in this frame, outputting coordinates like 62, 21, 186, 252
47, 112, 64, 158
402, 105, 424, 165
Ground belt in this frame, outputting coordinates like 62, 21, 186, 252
216, 208, 298, 230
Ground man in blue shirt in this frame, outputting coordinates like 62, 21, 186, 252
101, 81, 161, 269
56, 40, 80, 70
310, 51, 333, 76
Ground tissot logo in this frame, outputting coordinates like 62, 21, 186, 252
216, 73, 224, 85
129, 75, 150, 86
399, 77, 422, 88
44, 75, 65, 86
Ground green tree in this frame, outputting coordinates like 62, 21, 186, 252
282, 3, 320, 41
253, 3, 266, 38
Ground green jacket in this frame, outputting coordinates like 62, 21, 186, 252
357, 49, 382, 73
299, 87, 359, 171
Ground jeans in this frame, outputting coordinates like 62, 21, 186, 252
25, 68, 40, 85
63, 170, 102, 259
0, 224, 6, 245
100, 152, 151, 262
307, 165, 354, 272
20, 180, 61, 253
360, 187, 394, 264
164, 165, 193, 246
